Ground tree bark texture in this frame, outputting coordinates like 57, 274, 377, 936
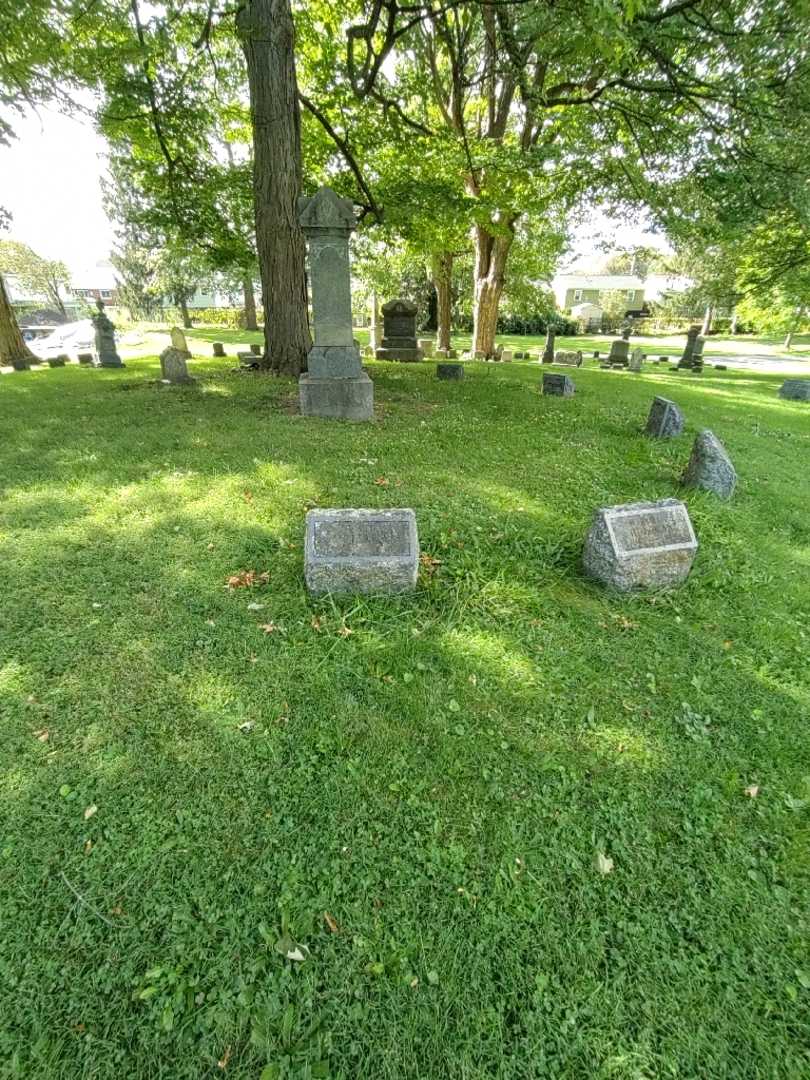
701, 303, 714, 336
471, 222, 515, 357
243, 275, 258, 330
179, 296, 192, 329
237, 0, 310, 376
0, 272, 35, 366
431, 251, 453, 351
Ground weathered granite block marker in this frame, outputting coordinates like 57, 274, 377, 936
583, 498, 698, 590
376, 300, 422, 361
48, 354, 68, 368
170, 326, 192, 357
629, 347, 644, 372
543, 372, 575, 397
681, 430, 736, 498
77, 352, 94, 366
554, 349, 582, 367
92, 299, 124, 368
437, 362, 464, 380
418, 338, 435, 357
160, 346, 195, 385
250, 343, 262, 356
779, 379, 810, 402
304, 509, 419, 595
645, 396, 684, 438
298, 187, 373, 421
213, 341, 226, 357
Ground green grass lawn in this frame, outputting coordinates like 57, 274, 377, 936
2, 355, 809, 1078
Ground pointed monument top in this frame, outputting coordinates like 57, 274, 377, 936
298, 187, 356, 234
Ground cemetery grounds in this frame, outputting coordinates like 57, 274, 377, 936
1, 349, 809, 1078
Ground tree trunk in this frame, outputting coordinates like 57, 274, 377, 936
179, 295, 192, 329
730, 308, 738, 335
472, 222, 514, 357
701, 303, 714, 336
0, 272, 35, 366
431, 251, 453, 351
369, 289, 379, 352
237, 0, 310, 376
784, 330, 794, 350
243, 275, 258, 331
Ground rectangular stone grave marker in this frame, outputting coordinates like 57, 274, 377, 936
417, 338, 434, 357
583, 498, 698, 590
543, 372, 575, 397
77, 352, 94, 365
554, 350, 582, 367
304, 509, 419, 595
645, 396, 684, 438
213, 342, 226, 357
436, 363, 464, 380
779, 379, 810, 402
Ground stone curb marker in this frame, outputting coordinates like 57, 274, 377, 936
583, 498, 698, 590
304, 509, 419, 595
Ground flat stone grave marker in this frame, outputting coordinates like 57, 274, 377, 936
779, 379, 810, 402
629, 347, 644, 372
48, 354, 68, 367
160, 346, 195, 385
543, 372, 575, 397
501, 349, 514, 362
554, 349, 582, 367
645, 396, 684, 438
213, 342, 226, 357
583, 498, 698, 590
418, 338, 434, 357
304, 508, 419, 595
681, 430, 736, 498
77, 352, 94, 365
437, 362, 464, 380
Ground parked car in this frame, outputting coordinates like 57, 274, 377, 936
29, 320, 95, 362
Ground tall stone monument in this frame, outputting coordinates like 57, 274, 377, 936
542, 327, 556, 363
677, 325, 702, 369
375, 299, 422, 362
91, 299, 124, 368
297, 187, 373, 422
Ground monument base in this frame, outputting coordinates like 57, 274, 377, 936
375, 347, 423, 362
299, 372, 374, 421
95, 357, 125, 368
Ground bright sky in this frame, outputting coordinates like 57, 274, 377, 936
0, 103, 668, 281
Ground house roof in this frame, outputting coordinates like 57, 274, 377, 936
555, 274, 646, 290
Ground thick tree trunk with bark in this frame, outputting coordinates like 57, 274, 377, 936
730, 308, 738, 335
785, 330, 794, 350
237, 0, 310, 376
472, 222, 515, 357
0, 272, 35, 366
701, 303, 714, 336
179, 296, 192, 329
242, 275, 258, 330
431, 251, 453, 351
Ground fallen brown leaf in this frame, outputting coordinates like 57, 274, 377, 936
373, 476, 389, 486
311, 615, 324, 632
217, 1045, 232, 1070
34, 729, 49, 742
258, 623, 277, 634
337, 624, 353, 638
744, 784, 760, 798
323, 911, 339, 933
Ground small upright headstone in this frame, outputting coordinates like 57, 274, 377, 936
298, 187, 373, 421
677, 325, 701, 369
593, 351, 600, 359
418, 338, 435, 358
375, 300, 422, 362
304, 508, 419, 595
681, 430, 736, 498
48, 354, 68, 368
250, 343, 262, 356
160, 346, 195, 385
78, 353, 93, 366
645, 396, 684, 438
92, 300, 124, 368
435, 347, 458, 359
628, 347, 644, 372
583, 498, 698, 590
779, 379, 810, 402
437, 363, 464, 381
170, 326, 191, 358
543, 372, 575, 397
607, 338, 630, 367
213, 341, 226, 357
542, 327, 556, 364
659, 355, 668, 363
554, 350, 582, 367
500, 349, 514, 362
11, 356, 31, 371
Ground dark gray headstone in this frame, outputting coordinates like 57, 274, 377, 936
11, 357, 31, 371
543, 372, 575, 397
250, 343, 262, 356
607, 338, 630, 367
583, 498, 698, 590
628, 347, 644, 372
542, 327, 556, 364
677, 325, 701, 369
437, 362, 464, 380
77, 352, 94, 365
213, 341, 226, 357
48, 354, 68, 367
375, 299, 422, 362
779, 379, 810, 402
645, 396, 684, 438
681, 430, 736, 498
304, 508, 419, 594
